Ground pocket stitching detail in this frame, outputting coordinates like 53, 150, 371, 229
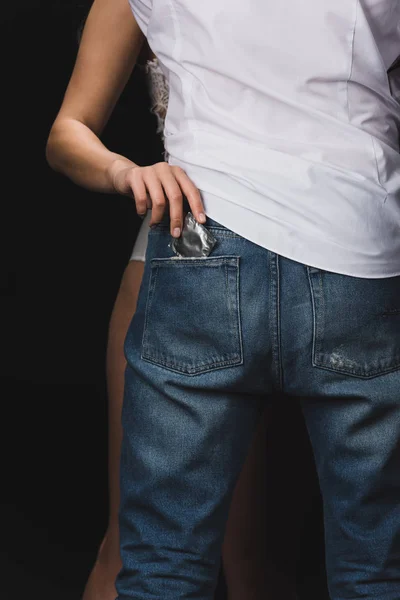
307, 269, 400, 379
141, 256, 243, 375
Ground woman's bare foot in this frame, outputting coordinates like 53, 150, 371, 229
82, 529, 122, 600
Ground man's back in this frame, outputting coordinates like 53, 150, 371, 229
130, 0, 400, 277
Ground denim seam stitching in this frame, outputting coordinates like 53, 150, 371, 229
141, 264, 159, 356
269, 254, 281, 391
141, 354, 242, 374
307, 267, 318, 369
317, 271, 325, 363
276, 255, 283, 391
383, 308, 400, 316
311, 361, 400, 380
150, 257, 239, 268
236, 257, 244, 369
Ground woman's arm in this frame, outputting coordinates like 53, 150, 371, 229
45, 0, 144, 193
45, 0, 205, 235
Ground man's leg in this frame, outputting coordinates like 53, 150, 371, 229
280, 260, 400, 600
116, 218, 277, 599
301, 372, 400, 600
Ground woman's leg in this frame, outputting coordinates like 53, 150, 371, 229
221, 410, 269, 600
82, 260, 145, 600
222, 405, 300, 600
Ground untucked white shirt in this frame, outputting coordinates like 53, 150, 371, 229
129, 0, 400, 277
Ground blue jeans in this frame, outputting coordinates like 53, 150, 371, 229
116, 215, 400, 600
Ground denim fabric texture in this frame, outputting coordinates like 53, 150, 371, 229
116, 212, 400, 600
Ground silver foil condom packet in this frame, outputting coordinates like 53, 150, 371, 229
171, 212, 217, 257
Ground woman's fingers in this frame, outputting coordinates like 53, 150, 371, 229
128, 162, 206, 234
156, 163, 184, 237
129, 164, 165, 221
141, 167, 167, 225
172, 166, 206, 224
128, 168, 148, 216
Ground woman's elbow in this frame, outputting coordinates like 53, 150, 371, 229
45, 126, 63, 172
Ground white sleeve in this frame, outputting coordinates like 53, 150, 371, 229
128, 0, 152, 36
130, 211, 151, 262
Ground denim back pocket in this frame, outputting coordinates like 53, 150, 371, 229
307, 269, 400, 379
142, 256, 243, 375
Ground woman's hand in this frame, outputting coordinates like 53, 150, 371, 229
111, 160, 206, 237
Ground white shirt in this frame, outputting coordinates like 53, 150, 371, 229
129, 0, 400, 278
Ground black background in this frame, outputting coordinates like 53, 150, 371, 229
4, 2, 329, 598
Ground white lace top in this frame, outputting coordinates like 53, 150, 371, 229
145, 57, 169, 159
129, 57, 170, 263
